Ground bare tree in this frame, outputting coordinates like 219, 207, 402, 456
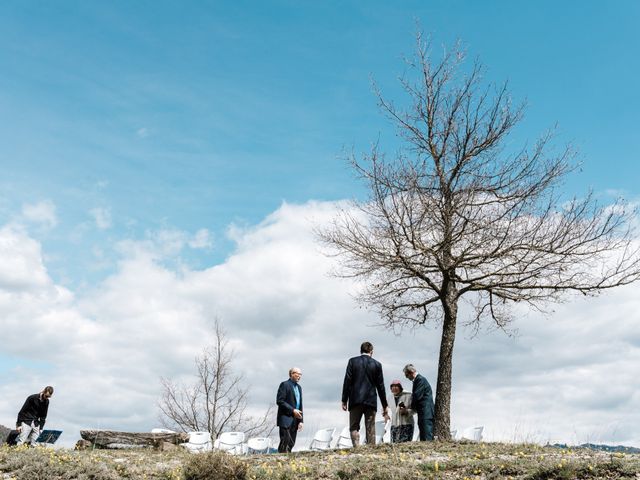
318, 33, 640, 440
158, 319, 273, 440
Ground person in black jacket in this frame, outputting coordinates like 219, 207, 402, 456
276, 367, 303, 453
16, 386, 54, 446
403, 364, 434, 440
341, 341, 389, 446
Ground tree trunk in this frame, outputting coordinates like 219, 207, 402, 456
433, 289, 458, 440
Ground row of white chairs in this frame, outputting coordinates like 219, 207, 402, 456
309, 423, 385, 450
154, 423, 483, 455
151, 429, 270, 454
189, 431, 273, 454
310, 423, 483, 450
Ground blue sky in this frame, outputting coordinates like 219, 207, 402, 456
2, 0, 639, 286
1, 1, 640, 447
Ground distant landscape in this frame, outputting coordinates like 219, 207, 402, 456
552, 443, 640, 455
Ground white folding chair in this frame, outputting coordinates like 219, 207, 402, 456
181, 431, 213, 453
246, 436, 271, 454
334, 426, 353, 448
459, 426, 483, 442
309, 427, 335, 451
374, 420, 388, 444
216, 431, 246, 454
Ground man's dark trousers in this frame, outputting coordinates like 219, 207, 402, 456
278, 423, 299, 453
416, 409, 434, 441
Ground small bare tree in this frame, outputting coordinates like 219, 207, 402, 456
318, 33, 640, 439
158, 320, 273, 440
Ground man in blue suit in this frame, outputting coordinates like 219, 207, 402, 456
276, 367, 303, 453
341, 341, 389, 446
403, 364, 434, 441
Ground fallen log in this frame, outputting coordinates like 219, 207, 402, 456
80, 429, 190, 449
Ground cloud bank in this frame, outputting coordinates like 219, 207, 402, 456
0, 201, 638, 447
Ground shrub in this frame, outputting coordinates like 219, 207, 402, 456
183, 451, 248, 480
0, 424, 11, 445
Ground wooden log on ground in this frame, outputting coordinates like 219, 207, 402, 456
80, 429, 190, 449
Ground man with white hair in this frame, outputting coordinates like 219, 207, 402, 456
276, 367, 303, 453
403, 364, 434, 441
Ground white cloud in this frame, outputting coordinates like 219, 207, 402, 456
90, 207, 112, 230
0, 201, 639, 449
188, 229, 212, 249
0, 225, 52, 291
21, 200, 57, 228
115, 228, 214, 261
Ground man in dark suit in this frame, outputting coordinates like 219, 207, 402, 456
276, 367, 303, 453
341, 341, 389, 446
403, 364, 434, 441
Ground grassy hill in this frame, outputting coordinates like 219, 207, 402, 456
1, 440, 639, 479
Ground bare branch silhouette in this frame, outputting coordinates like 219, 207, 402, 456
158, 319, 273, 441
318, 32, 640, 439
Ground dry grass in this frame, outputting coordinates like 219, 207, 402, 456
1, 441, 639, 479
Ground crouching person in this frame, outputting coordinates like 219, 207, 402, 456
16, 386, 54, 446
